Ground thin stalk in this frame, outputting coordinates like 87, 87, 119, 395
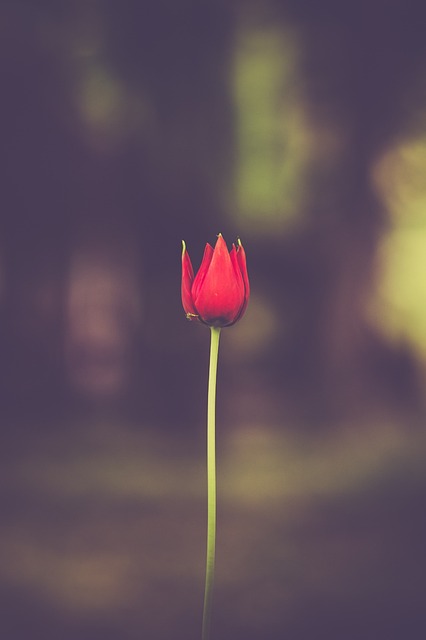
202, 326, 221, 640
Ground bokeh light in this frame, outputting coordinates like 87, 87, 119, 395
371, 136, 426, 354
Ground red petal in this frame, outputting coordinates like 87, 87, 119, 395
194, 234, 245, 327
191, 243, 214, 302
181, 241, 198, 316
234, 239, 250, 320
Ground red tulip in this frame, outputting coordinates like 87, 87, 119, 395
181, 234, 249, 327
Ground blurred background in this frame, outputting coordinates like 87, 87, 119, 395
1, 0, 426, 638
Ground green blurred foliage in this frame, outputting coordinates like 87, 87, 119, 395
1, 0, 426, 424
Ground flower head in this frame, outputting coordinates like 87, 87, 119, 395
181, 234, 249, 327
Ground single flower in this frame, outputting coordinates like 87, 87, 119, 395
181, 234, 249, 327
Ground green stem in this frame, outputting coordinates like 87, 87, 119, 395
202, 326, 221, 640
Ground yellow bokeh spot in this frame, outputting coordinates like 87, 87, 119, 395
371, 137, 426, 354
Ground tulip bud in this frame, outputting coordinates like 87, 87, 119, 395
181, 234, 250, 328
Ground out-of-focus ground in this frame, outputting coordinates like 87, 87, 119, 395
1, 418, 425, 639
2, 1, 426, 638
0, 423, 426, 640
